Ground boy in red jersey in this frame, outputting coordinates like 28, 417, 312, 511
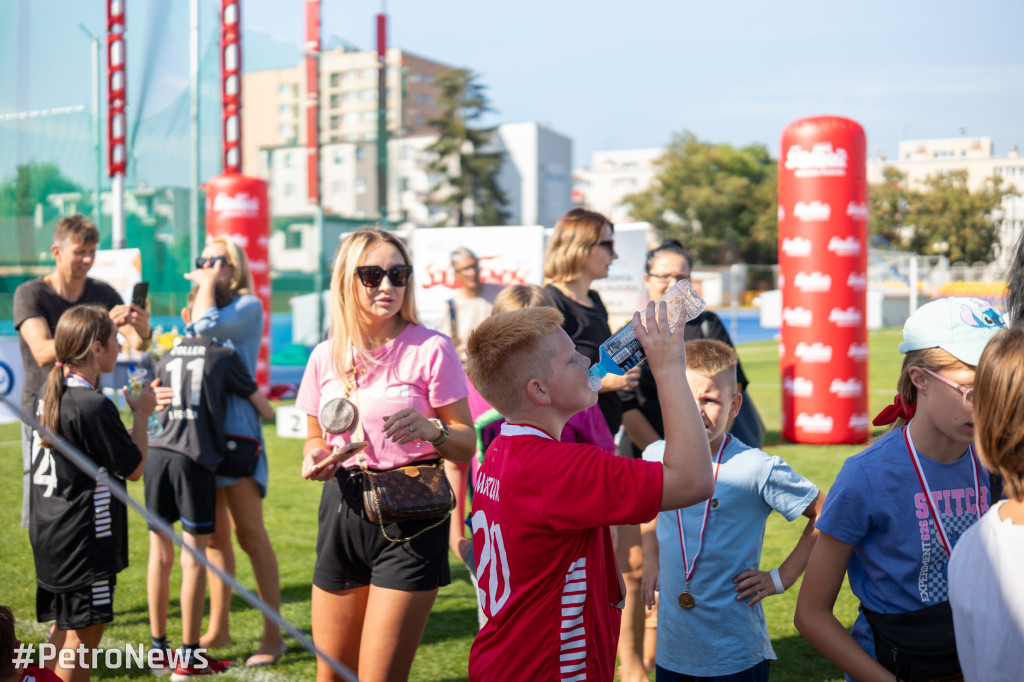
464, 303, 714, 681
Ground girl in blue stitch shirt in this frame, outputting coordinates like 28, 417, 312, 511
795, 297, 1005, 682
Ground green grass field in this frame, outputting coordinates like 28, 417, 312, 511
0, 328, 906, 680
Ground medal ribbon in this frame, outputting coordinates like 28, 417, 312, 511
903, 424, 981, 557
677, 435, 728, 584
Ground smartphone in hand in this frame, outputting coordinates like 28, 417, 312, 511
310, 441, 369, 473
131, 281, 149, 309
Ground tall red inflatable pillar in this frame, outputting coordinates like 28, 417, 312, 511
205, 173, 272, 393
778, 116, 868, 444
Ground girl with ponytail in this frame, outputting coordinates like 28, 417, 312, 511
796, 297, 1006, 682
29, 304, 162, 682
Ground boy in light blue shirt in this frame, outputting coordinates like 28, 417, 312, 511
642, 339, 824, 681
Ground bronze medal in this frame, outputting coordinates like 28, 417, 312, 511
678, 591, 696, 609
320, 397, 358, 434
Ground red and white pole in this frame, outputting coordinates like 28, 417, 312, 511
106, 0, 127, 248
221, 0, 242, 173
304, 0, 321, 206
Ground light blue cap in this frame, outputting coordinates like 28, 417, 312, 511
899, 297, 1007, 366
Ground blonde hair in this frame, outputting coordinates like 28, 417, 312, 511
543, 208, 611, 284
685, 339, 738, 392
39, 305, 115, 449
328, 228, 420, 376
491, 284, 556, 314
466, 307, 564, 415
974, 328, 1024, 500
892, 347, 973, 430
208, 236, 255, 296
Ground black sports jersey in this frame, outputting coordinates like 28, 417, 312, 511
13, 277, 123, 413
148, 337, 258, 472
29, 387, 141, 592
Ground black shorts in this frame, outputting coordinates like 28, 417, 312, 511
313, 469, 451, 592
37, 577, 116, 630
144, 447, 216, 536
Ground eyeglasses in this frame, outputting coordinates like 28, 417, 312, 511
355, 264, 413, 288
195, 256, 230, 269
595, 240, 615, 252
648, 272, 690, 283
921, 367, 973, 406
455, 262, 479, 274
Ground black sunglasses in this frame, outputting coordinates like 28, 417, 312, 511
595, 240, 615, 251
195, 255, 230, 269
355, 264, 413, 288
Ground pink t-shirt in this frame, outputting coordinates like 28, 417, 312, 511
468, 423, 663, 681
295, 324, 468, 470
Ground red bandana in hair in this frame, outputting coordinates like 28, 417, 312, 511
872, 395, 917, 426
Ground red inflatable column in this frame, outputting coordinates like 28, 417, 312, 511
778, 116, 868, 444
205, 173, 272, 393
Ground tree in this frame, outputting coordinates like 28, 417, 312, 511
0, 162, 85, 217
425, 69, 509, 226
624, 131, 777, 264
868, 167, 918, 247
912, 171, 1008, 263
0, 162, 89, 264
868, 169, 1009, 262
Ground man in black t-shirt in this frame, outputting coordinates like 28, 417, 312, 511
144, 332, 273, 676
13, 215, 152, 527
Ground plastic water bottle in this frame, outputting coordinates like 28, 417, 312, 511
588, 279, 706, 383
127, 365, 163, 437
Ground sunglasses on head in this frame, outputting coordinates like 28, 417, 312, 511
195, 256, 230, 269
355, 264, 413, 288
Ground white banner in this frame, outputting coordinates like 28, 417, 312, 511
0, 336, 25, 424
91, 248, 143, 305
411, 226, 546, 331
587, 222, 652, 330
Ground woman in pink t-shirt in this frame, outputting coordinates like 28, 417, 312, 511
297, 228, 474, 682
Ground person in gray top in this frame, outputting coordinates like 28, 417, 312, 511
13, 214, 152, 527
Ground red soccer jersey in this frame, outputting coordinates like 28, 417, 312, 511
468, 423, 663, 681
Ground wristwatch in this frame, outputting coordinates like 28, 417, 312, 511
427, 418, 450, 447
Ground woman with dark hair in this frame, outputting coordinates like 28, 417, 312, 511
621, 239, 759, 458
185, 237, 285, 666
298, 228, 474, 681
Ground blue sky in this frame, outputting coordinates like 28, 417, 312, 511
2, 0, 1022, 187
244, 0, 1024, 163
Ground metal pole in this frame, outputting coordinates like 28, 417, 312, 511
909, 254, 919, 315
107, 0, 128, 249
78, 24, 102, 232
314, 204, 325, 340
305, 0, 323, 335
730, 263, 741, 341
190, 0, 201, 263
376, 13, 388, 227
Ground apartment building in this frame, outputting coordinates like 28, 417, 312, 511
241, 47, 451, 177
867, 137, 1024, 266
259, 122, 573, 271
571, 148, 663, 225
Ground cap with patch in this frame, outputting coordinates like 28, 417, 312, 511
898, 297, 1007, 366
